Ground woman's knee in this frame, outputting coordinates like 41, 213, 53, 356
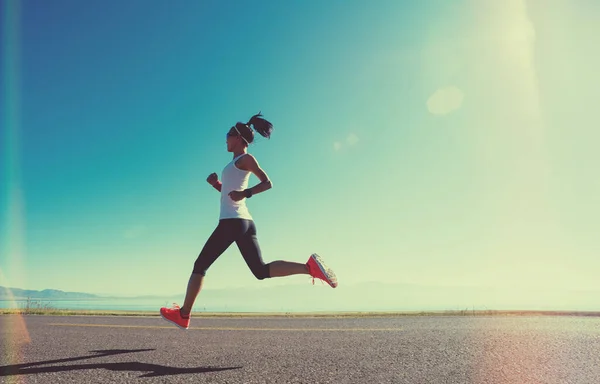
192, 259, 208, 276
253, 263, 271, 280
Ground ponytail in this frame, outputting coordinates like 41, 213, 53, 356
246, 111, 273, 139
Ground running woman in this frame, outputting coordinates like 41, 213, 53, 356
160, 112, 337, 329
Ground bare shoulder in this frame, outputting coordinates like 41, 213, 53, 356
243, 153, 258, 163
236, 153, 260, 170
238, 153, 269, 181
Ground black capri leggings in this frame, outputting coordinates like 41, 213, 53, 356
192, 219, 271, 280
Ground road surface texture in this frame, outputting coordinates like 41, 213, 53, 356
1, 314, 599, 383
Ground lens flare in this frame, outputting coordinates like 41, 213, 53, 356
0, 271, 31, 384
2, 1, 30, 382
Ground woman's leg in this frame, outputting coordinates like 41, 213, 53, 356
180, 274, 204, 317
268, 260, 309, 277
236, 220, 309, 279
180, 220, 236, 315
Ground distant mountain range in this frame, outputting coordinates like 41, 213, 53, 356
1, 283, 599, 312
0, 286, 100, 300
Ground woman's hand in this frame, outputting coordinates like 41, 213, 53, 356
228, 190, 246, 202
206, 172, 218, 186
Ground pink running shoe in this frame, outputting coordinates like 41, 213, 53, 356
306, 253, 338, 288
160, 303, 190, 329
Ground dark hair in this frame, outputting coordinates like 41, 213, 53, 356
234, 111, 273, 145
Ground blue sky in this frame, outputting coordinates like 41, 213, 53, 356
1, 0, 599, 310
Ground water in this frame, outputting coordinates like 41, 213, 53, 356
0, 298, 250, 312
0, 299, 321, 313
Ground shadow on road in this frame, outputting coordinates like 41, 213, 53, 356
0, 348, 242, 378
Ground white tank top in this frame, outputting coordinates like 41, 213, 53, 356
219, 154, 253, 220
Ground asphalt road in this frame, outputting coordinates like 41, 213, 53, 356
1, 314, 599, 383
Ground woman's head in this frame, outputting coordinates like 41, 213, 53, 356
226, 112, 273, 151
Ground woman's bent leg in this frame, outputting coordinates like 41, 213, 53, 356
236, 221, 309, 279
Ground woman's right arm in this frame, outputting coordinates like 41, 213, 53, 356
207, 172, 221, 192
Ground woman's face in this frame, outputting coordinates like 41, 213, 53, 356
226, 127, 241, 152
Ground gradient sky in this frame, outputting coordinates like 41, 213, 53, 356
1, 0, 599, 309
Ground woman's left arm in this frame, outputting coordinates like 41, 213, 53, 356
228, 155, 272, 201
